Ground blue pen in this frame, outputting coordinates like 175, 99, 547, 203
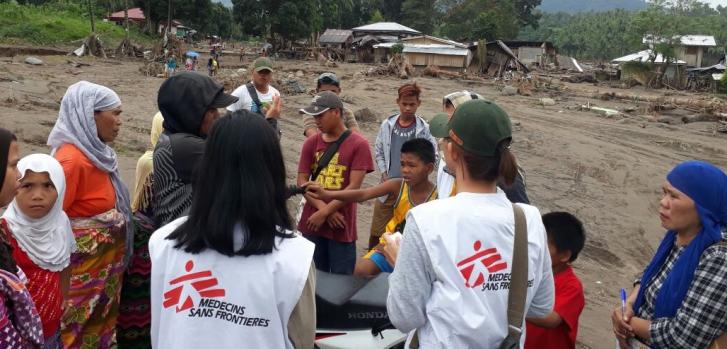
620, 288, 627, 318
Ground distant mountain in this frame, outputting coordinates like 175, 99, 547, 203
539, 0, 647, 13
212, 0, 232, 8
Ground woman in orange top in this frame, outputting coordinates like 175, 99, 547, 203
47, 81, 132, 349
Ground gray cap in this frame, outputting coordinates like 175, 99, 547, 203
317, 72, 340, 86
299, 91, 343, 116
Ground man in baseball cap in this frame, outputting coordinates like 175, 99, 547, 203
227, 57, 282, 134
303, 72, 360, 137
296, 91, 375, 275
299, 91, 344, 116
154, 72, 238, 225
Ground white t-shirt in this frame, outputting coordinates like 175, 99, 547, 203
436, 156, 456, 199
149, 217, 314, 349
387, 192, 554, 348
226, 84, 280, 114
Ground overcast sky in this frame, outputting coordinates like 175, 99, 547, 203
702, 0, 727, 6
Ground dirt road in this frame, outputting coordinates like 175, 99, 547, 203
2, 54, 726, 348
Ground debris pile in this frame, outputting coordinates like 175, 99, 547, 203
363, 54, 414, 79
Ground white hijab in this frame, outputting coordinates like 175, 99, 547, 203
1, 154, 76, 272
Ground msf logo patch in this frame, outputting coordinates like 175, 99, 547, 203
163, 260, 226, 313
457, 240, 508, 288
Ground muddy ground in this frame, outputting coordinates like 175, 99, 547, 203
1, 52, 726, 349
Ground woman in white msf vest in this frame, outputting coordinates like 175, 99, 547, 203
149, 112, 315, 349
386, 100, 555, 348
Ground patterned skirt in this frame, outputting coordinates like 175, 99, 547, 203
61, 209, 127, 349
117, 212, 155, 349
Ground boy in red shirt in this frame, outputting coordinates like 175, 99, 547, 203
297, 91, 374, 274
525, 212, 586, 349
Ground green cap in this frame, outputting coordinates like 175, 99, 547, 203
251, 57, 274, 72
429, 112, 450, 138
448, 100, 512, 157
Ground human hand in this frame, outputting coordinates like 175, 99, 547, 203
305, 182, 331, 201
381, 172, 389, 182
612, 303, 634, 343
306, 209, 328, 232
379, 232, 402, 266
265, 94, 282, 119
326, 211, 346, 229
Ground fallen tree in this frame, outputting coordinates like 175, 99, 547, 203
574, 90, 727, 114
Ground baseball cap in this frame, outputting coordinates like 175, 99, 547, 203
317, 72, 340, 87
429, 112, 450, 138
299, 91, 343, 116
251, 57, 274, 72
443, 90, 485, 109
447, 100, 512, 157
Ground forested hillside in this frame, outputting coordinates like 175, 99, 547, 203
539, 0, 646, 13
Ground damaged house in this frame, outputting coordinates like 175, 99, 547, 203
372, 35, 472, 72
351, 22, 420, 63
468, 40, 530, 77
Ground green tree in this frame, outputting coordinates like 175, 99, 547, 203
441, 0, 530, 41
369, 9, 384, 23
231, 0, 267, 37
401, 0, 437, 33
271, 0, 321, 42
381, 0, 404, 22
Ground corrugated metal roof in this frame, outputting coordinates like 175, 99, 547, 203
108, 7, 145, 20
642, 35, 716, 47
372, 43, 469, 56
352, 22, 420, 34
319, 29, 353, 44
612, 49, 687, 64
401, 35, 467, 48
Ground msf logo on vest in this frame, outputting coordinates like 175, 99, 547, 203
457, 240, 509, 291
163, 260, 226, 313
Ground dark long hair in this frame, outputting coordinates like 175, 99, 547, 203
167, 111, 294, 256
0, 128, 18, 273
458, 139, 518, 186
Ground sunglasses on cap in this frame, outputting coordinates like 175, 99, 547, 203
317, 74, 340, 86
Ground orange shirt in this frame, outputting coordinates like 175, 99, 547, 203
55, 144, 116, 218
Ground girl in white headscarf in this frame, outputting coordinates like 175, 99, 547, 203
47, 81, 131, 349
1, 154, 76, 348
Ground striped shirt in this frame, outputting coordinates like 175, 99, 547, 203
636, 231, 727, 348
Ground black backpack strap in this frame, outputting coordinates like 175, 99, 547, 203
246, 82, 280, 136
246, 82, 264, 116
310, 130, 352, 181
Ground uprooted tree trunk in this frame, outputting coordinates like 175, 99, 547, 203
389, 54, 414, 79
80, 34, 107, 58
116, 38, 135, 57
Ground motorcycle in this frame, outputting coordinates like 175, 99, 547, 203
314, 271, 407, 349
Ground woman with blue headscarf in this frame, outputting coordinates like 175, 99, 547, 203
612, 160, 727, 349
47, 81, 132, 348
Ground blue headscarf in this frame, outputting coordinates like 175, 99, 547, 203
633, 161, 727, 318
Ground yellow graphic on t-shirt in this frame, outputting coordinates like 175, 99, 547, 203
312, 152, 347, 190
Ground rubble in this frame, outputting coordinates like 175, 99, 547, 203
502, 86, 517, 96
24, 57, 43, 65
354, 108, 379, 123
363, 54, 414, 79
539, 98, 556, 106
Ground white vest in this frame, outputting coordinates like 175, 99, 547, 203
408, 192, 554, 349
149, 217, 314, 349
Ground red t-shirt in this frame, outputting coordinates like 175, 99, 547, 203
297, 132, 374, 242
525, 266, 584, 349
1, 219, 63, 339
